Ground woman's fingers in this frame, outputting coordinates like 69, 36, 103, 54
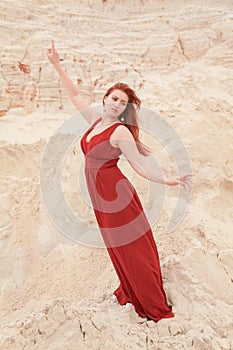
185, 174, 194, 181
47, 40, 55, 55
46, 41, 61, 65
181, 174, 194, 184
180, 179, 188, 190
167, 173, 194, 189
178, 174, 194, 190
182, 177, 192, 184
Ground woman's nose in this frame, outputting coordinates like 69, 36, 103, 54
114, 100, 121, 107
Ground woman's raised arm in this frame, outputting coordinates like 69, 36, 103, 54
47, 40, 100, 124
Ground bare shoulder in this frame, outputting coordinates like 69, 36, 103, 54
112, 124, 134, 140
110, 124, 135, 148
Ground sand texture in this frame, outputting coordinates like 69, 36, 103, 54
0, 0, 233, 349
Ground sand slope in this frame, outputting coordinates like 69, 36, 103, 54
0, 1, 233, 349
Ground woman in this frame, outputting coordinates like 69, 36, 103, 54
47, 41, 192, 322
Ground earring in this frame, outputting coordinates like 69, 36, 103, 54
120, 116, 125, 122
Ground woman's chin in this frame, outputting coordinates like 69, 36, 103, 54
110, 112, 120, 118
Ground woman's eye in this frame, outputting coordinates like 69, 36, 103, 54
112, 97, 117, 101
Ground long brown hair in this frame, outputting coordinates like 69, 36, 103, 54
103, 83, 151, 156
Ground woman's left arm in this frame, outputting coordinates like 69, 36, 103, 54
112, 125, 193, 190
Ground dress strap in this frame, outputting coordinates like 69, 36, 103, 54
91, 117, 102, 129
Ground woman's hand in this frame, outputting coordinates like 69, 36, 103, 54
47, 40, 61, 66
165, 174, 193, 190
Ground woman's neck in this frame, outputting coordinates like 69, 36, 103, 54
98, 112, 119, 126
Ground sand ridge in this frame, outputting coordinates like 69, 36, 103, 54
0, 0, 233, 349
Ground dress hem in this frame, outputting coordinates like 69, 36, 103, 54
113, 288, 174, 323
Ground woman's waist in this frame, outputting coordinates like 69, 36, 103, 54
85, 157, 119, 170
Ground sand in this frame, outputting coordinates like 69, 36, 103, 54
0, 0, 233, 349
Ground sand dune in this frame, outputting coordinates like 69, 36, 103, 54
0, 0, 233, 349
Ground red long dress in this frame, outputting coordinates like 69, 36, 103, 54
80, 118, 174, 322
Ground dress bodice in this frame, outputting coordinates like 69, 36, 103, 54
80, 118, 123, 170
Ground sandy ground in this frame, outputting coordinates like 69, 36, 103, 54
0, 0, 233, 349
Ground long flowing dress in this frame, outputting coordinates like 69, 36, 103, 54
80, 118, 174, 322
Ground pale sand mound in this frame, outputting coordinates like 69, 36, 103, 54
0, 0, 233, 349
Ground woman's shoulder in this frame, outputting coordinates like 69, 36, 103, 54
112, 123, 134, 140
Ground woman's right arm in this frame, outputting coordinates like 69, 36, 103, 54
47, 40, 100, 124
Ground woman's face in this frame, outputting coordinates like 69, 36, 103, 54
104, 89, 129, 117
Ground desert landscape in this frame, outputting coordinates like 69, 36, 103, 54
0, 0, 233, 349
